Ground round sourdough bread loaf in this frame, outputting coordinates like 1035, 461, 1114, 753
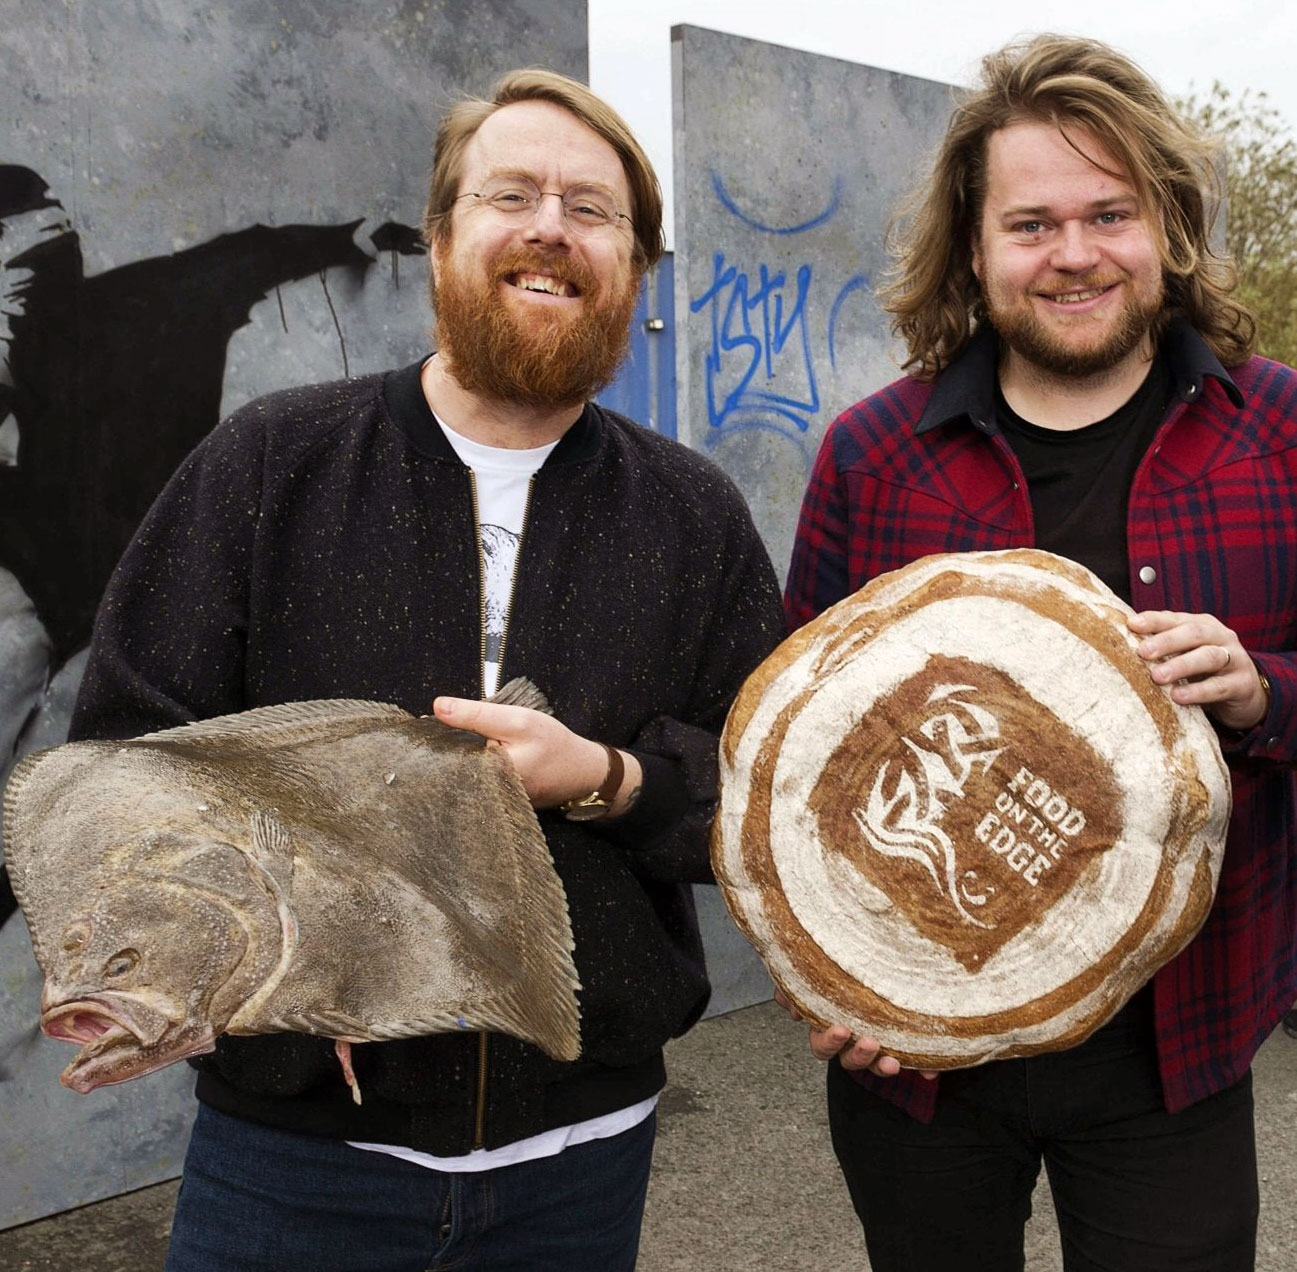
713, 549, 1230, 1069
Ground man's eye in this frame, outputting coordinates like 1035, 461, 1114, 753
567, 202, 610, 224
1017, 221, 1044, 235
490, 191, 533, 209
1097, 211, 1126, 226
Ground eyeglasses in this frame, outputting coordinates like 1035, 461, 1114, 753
455, 179, 633, 235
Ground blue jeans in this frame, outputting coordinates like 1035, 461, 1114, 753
164, 1105, 656, 1271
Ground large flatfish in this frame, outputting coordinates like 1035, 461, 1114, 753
3, 678, 581, 1098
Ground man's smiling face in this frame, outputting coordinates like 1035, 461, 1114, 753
430, 99, 639, 409
972, 119, 1165, 382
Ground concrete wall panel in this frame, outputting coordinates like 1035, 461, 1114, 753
673, 25, 955, 583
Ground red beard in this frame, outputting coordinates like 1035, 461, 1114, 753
431, 245, 637, 408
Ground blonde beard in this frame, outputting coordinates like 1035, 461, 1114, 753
982, 272, 1165, 379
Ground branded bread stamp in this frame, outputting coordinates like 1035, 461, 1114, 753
713, 549, 1230, 1068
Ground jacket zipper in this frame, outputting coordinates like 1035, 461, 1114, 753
493, 474, 535, 689
473, 1031, 489, 1150
466, 468, 537, 1149
468, 471, 489, 699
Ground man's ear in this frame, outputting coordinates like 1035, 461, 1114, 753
428, 227, 449, 290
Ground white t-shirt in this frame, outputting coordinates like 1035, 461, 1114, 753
436, 420, 555, 697
348, 1094, 659, 1174
348, 414, 656, 1173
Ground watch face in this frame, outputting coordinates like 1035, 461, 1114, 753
562, 798, 611, 822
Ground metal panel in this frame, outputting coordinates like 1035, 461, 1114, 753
596, 254, 676, 438
0, 0, 587, 1228
672, 25, 957, 1015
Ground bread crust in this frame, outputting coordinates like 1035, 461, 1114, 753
712, 550, 1230, 1068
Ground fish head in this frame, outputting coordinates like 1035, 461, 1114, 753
36, 830, 287, 1093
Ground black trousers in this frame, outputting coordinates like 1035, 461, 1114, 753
827, 998, 1258, 1272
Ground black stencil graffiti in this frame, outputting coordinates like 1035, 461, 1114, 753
0, 165, 424, 928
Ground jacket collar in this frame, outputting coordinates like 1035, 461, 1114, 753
382, 359, 603, 465
914, 315, 1242, 436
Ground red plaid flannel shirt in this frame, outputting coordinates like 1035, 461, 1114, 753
786, 320, 1297, 1118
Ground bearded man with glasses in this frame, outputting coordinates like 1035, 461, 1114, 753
70, 69, 783, 1272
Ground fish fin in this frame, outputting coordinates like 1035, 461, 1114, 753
286, 1005, 473, 1042
2, 744, 71, 848
2, 750, 40, 833
334, 1040, 362, 1105
143, 700, 410, 743
2, 751, 42, 865
278, 1007, 382, 1039
3, 745, 101, 967
489, 677, 552, 715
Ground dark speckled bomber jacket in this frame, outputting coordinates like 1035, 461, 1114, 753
70, 361, 785, 1155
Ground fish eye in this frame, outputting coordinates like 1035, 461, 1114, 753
61, 921, 91, 953
104, 948, 140, 978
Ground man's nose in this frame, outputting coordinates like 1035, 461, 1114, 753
523, 191, 572, 245
1049, 220, 1102, 272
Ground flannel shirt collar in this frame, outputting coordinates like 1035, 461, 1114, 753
914, 316, 1243, 437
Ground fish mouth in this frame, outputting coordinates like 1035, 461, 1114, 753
42, 991, 171, 1046
41, 996, 216, 1093
42, 1003, 131, 1045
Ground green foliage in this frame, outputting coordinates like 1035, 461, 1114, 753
1182, 84, 1297, 366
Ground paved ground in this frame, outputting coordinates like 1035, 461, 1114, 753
3, 1001, 1296, 1270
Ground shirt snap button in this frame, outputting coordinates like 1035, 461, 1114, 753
1138, 566, 1157, 584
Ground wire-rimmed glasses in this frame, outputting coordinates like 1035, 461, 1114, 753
455, 178, 633, 236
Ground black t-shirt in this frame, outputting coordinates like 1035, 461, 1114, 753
996, 356, 1173, 604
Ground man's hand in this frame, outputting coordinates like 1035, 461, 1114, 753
1129, 610, 1270, 732
432, 696, 640, 812
772, 988, 932, 1079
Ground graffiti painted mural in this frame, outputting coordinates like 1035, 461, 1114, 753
673, 25, 956, 588
689, 171, 871, 464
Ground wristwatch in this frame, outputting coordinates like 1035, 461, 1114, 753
560, 744, 625, 821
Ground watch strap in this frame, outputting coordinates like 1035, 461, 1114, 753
560, 744, 624, 820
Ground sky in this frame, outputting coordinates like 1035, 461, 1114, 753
589, 0, 1297, 248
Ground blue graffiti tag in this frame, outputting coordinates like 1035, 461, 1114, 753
711, 172, 842, 236
691, 171, 868, 454
828, 275, 870, 370
690, 253, 820, 442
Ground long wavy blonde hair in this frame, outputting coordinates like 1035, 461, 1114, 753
882, 34, 1256, 378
